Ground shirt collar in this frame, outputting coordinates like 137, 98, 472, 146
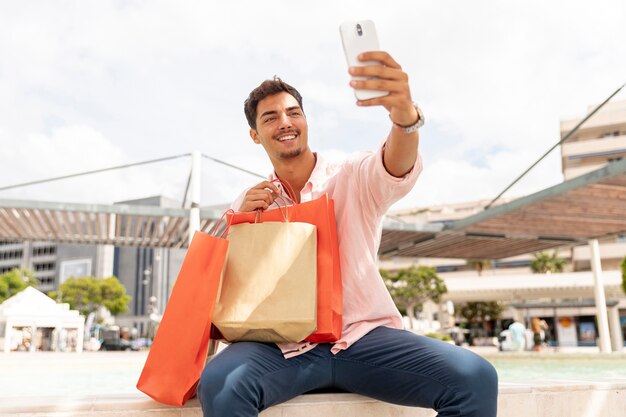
268, 152, 329, 189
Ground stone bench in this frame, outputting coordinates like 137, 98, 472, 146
3, 381, 626, 417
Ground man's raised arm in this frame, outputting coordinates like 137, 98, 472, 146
347, 51, 422, 178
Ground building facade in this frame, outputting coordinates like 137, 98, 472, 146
383, 100, 626, 348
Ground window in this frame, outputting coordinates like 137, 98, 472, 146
0, 250, 23, 260
37, 276, 55, 287
34, 262, 55, 272
32, 246, 56, 257
600, 131, 620, 138
0, 265, 21, 274
59, 259, 92, 283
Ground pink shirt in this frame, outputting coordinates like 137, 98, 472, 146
231, 144, 422, 358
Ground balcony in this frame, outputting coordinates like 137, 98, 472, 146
561, 135, 626, 159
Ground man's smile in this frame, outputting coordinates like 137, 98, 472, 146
274, 130, 300, 142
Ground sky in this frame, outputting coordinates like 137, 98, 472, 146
1, 0, 625, 213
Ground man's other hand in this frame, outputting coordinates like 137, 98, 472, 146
238, 181, 280, 212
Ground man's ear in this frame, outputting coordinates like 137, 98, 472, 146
250, 129, 261, 144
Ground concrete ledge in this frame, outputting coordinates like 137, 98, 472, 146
2, 382, 625, 417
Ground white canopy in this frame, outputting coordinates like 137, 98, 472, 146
0, 287, 84, 352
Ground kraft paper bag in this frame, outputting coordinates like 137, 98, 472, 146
229, 193, 342, 343
213, 221, 317, 343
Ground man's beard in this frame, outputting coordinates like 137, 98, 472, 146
279, 148, 303, 159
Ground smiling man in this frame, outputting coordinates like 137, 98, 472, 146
197, 51, 498, 417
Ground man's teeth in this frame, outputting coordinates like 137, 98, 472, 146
278, 135, 296, 142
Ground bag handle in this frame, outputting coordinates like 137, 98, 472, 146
253, 178, 297, 223
271, 178, 297, 205
209, 209, 235, 238
255, 194, 289, 223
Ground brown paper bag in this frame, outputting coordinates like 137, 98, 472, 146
212, 221, 317, 343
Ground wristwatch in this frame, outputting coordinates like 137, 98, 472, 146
390, 103, 425, 133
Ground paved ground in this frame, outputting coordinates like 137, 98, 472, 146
1, 346, 625, 399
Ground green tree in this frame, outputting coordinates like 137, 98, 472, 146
381, 265, 447, 329
49, 276, 131, 316
622, 256, 626, 293
530, 251, 567, 273
467, 259, 492, 276
459, 301, 505, 337
0, 268, 38, 303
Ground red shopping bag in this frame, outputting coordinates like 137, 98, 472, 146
136, 230, 228, 406
229, 184, 342, 343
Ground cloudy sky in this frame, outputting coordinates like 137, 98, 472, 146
1, 0, 625, 212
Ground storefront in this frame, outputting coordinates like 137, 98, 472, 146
442, 270, 625, 350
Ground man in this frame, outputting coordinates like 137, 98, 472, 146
531, 317, 543, 352
508, 319, 527, 352
198, 51, 498, 417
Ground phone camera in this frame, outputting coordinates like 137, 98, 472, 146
356, 24, 363, 36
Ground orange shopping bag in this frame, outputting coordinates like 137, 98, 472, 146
136, 229, 228, 406
229, 183, 342, 343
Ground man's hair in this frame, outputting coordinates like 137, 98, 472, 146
244, 76, 304, 129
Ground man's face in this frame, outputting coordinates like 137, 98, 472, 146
250, 92, 308, 162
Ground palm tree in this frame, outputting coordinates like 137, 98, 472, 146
530, 251, 566, 273
467, 259, 492, 276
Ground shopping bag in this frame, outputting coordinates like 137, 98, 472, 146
212, 217, 318, 343
229, 182, 342, 342
136, 230, 228, 406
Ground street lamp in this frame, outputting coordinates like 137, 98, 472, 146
142, 268, 151, 286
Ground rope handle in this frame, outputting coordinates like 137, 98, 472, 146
255, 194, 290, 223
209, 209, 235, 238
271, 178, 297, 205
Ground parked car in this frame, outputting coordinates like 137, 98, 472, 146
100, 337, 140, 351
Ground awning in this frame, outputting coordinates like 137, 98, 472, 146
380, 157, 626, 259
1, 158, 625, 258
0, 199, 223, 249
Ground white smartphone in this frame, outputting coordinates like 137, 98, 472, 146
339, 20, 388, 101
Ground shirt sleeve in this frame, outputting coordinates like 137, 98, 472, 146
230, 189, 247, 211
348, 143, 423, 216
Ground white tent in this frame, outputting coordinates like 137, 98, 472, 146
0, 287, 84, 352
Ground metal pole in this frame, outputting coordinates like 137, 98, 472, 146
485, 82, 626, 209
189, 151, 201, 245
589, 239, 611, 353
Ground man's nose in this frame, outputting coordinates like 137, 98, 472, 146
278, 112, 292, 128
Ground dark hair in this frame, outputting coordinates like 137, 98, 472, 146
244, 76, 304, 129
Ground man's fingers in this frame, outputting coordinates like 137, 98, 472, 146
247, 189, 275, 205
350, 65, 408, 82
239, 200, 270, 212
358, 51, 402, 69
251, 180, 280, 195
350, 79, 407, 94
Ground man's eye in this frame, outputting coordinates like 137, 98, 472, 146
264, 117, 275, 123
289, 111, 301, 116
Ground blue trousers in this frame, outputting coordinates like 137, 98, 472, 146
197, 326, 498, 417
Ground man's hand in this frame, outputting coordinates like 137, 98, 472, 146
238, 181, 280, 212
348, 51, 418, 126
348, 51, 420, 178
